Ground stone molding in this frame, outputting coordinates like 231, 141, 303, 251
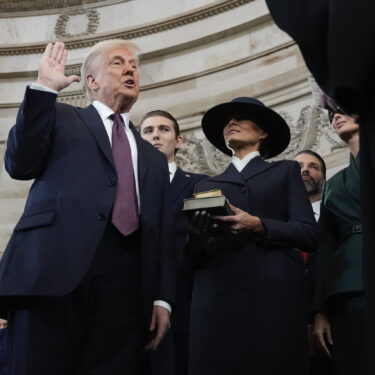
0, 0, 127, 17
54, 9, 100, 39
141, 40, 294, 92
56, 90, 88, 108
0, 0, 254, 55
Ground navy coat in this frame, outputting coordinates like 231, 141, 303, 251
0, 88, 175, 321
151, 167, 206, 375
170, 167, 206, 333
188, 157, 319, 375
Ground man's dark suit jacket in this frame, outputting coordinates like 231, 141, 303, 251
188, 157, 319, 375
0, 87, 175, 321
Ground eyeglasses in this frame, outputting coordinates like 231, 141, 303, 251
328, 106, 350, 123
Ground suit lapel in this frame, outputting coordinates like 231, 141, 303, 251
240, 156, 280, 181
207, 163, 245, 185
76, 105, 115, 169
171, 168, 194, 204
130, 122, 148, 191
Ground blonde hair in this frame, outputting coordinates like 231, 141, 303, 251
81, 39, 141, 103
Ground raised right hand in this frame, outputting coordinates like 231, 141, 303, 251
36, 42, 80, 92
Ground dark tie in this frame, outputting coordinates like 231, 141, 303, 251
110, 113, 139, 236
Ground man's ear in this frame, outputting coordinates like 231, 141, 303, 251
86, 74, 99, 90
176, 135, 183, 149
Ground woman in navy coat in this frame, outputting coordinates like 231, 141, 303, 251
187, 97, 319, 375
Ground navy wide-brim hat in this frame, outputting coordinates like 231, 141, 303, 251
202, 97, 291, 158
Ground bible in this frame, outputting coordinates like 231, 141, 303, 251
182, 189, 233, 217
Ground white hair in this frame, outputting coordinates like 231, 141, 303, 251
81, 39, 141, 103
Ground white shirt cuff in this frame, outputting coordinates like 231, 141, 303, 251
30, 82, 58, 95
153, 300, 172, 314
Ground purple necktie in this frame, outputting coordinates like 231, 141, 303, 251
110, 113, 139, 236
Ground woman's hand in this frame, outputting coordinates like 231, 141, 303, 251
213, 204, 265, 235
187, 210, 217, 236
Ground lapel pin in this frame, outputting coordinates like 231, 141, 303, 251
185, 174, 191, 178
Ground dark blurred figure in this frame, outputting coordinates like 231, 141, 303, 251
265, 3, 375, 372
0, 319, 9, 375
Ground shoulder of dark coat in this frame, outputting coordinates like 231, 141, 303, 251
56, 101, 81, 112
180, 169, 208, 182
325, 166, 346, 188
272, 159, 298, 168
142, 140, 169, 163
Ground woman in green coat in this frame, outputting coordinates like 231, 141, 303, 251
313, 110, 362, 375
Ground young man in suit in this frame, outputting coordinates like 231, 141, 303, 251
140, 110, 206, 375
186, 97, 319, 375
0, 40, 175, 375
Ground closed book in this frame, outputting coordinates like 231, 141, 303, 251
182, 195, 233, 217
183, 195, 233, 236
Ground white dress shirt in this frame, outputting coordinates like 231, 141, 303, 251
168, 162, 177, 182
30, 83, 171, 314
312, 200, 321, 222
232, 151, 260, 172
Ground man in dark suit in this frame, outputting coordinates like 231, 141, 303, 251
186, 97, 319, 375
294, 150, 326, 312
264, 3, 375, 372
294, 150, 333, 375
140, 110, 206, 375
0, 40, 175, 375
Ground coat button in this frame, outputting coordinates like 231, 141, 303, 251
108, 177, 117, 187
241, 187, 247, 193
97, 213, 105, 221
